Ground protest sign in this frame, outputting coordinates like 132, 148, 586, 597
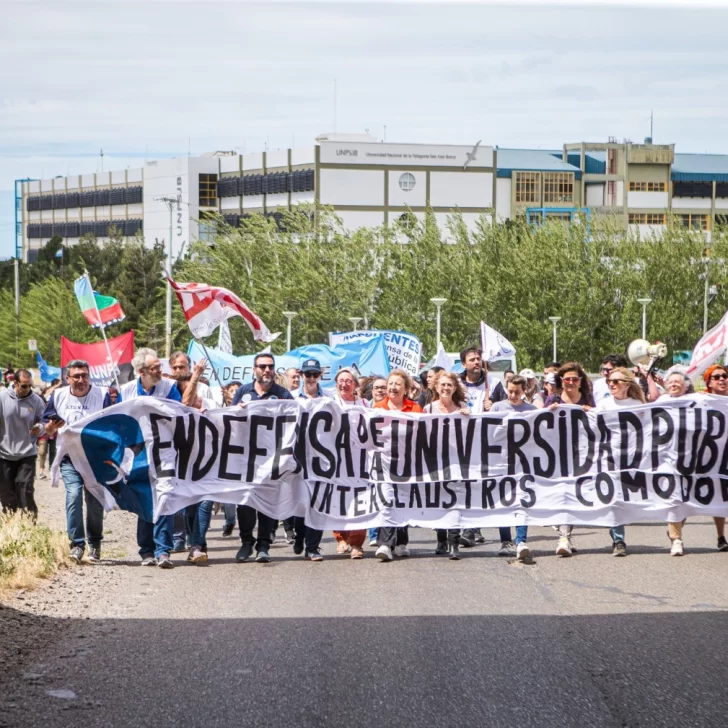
55, 396, 728, 529
329, 330, 421, 377
60, 331, 134, 387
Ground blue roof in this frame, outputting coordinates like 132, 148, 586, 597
672, 153, 728, 182
496, 149, 582, 179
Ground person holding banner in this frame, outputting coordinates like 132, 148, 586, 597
458, 346, 505, 413
43, 360, 106, 565
331, 367, 369, 558
424, 371, 469, 560
702, 365, 728, 552
232, 353, 294, 564
374, 369, 423, 562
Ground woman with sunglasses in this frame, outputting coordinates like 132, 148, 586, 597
424, 371, 470, 559
702, 365, 728, 552
546, 362, 596, 557
374, 369, 423, 562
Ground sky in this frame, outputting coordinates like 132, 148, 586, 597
2, 0, 728, 257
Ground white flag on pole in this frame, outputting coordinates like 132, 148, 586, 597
686, 310, 728, 381
216, 319, 233, 354
480, 321, 516, 362
434, 342, 452, 371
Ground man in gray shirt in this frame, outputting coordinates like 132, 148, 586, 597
0, 369, 46, 518
491, 375, 537, 413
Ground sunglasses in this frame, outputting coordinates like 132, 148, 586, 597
303, 371, 320, 378
608, 378, 628, 385
16, 383, 31, 389
601, 367, 613, 373
68, 373, 89, 380
562, 376, 581, 383
710, 373, 728, 381
256, 364, 275, 370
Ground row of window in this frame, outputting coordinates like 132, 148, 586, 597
26, 219, 143, 238
628, 214, 667, 225
26, 187, 143, 211
515, 172, 574, 203
628, 213, 711, 230
217, 169, 315, 198
629, 181, 667, 192
221, 211, 287, 229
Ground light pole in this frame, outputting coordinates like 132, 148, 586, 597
548, 316, 561, 362
282, 311, 297, 352
636, 297, 652, 340
430, 297, 447, 350
348, 317, 362, 332
158, 197, 177, 359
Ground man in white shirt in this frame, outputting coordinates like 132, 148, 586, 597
592, 354, 629, 403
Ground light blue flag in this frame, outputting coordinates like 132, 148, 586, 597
187, 335, 391, 387
36, 351, 62, 383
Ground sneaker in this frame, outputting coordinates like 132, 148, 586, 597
474, 528, 485, 544
556, 537, 572, 557
393, 545, 410, 558
235, 543, 253, 562
305, 550, 324, 562
435, 542, 448, 555
516, 542, 531, 561
612, 540, 627, 557
369, 538, 378, 547
718, 536, 728, 552
375, 544, 393, 562
449, 544, 461, 560
498, 541, 516, 556
336, 540, 351, 554
69, 546, 84, 564
37, 471, 47, 480
255, 548, 271, 563
157, 553, 174, 569
187, 547, 208, 564
171, 540, 186, 553
284, 528, 295, 544
350, 546, 364, 559
221, 523, 234, 538
87, 546, 101, 563
293, 538, 305, 556
140, 554, 156, 566
459, 531, 476, 548
670, 539, 684, 557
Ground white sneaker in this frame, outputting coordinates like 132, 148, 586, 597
670, 539, 684, 557
556, 537, 572, 557
369, 538, 378, 547
516, 542, 530, 561
498, 541, 516, 556
394, 545, 410, 558
375, 545, 393, 562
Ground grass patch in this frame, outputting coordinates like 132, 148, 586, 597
0, 511, 69, 595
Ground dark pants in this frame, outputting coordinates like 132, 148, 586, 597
293, 516, 323, 553
377, 526, 409, 549
436, 528, 461, 547
282, 516, 296, 535
237, 505, 276, 551
0, 456, 38, 518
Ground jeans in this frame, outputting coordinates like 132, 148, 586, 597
0, 456, 38, 517
293, 516, 323, 553
137, 515, 174, 559
558, 525, 626, 543
60, 457, 103, 549
186, 501, 213, 550
436, 528, 461, 546
513, 526, 528, 545
223, 503, 237, 527
173, 509, 188, 548
368, 527, 378, 542
237, 505, 276, 550
377, 526, 409, 549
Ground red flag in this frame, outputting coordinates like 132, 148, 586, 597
60, 331, 135, 387
166, 276, 279, 343
686, 310, 728, 381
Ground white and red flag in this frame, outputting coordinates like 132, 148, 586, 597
686, 310, 728, 382
166, 275, 280, 343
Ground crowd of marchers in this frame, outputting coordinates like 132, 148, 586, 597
1, 345, 726, 569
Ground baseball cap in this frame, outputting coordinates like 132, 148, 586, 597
301, 358, 322, 374
544, 372, 557, 385
519, 368, 537, 380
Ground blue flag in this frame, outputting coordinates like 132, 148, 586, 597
36, 351, 62, 383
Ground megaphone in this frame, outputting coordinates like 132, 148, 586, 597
627, 339, 668, 373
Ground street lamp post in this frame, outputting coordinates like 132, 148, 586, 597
430, 297, 447, 350
636, 297, 652, 340
282, 311, 297, 352
548, 316, 561, 362
348, 317, 362, 332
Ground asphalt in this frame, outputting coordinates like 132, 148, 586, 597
3, 518, 728, 728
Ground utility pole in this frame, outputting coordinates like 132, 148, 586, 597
158, 197, 176, 358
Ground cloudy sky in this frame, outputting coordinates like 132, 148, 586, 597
2, 0, 728, 257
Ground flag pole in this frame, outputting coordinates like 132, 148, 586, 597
86, 270, 121, 393
195, 337, 224, 387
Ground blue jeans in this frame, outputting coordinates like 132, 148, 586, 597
137, 515, 174, 559
186, 501, 213, 549
513, 526, 528, 545
368, 527, 378, 542
223, 503, 237, 527
610, 526, 625, 543
60, 457, 103, 549
173, 509, 188, 548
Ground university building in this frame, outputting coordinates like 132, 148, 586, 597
15, 133, 728, 262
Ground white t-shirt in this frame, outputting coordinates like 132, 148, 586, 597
595, 396, 643, 412
592, 377, 611, 402
46, 386, 108, 426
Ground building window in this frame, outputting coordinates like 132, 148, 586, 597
515, 172, 539, 203
629, 213, 665, 224
629, 181, 667, 192
543, 173, 574, 203
545, 212, 572, 223
399, 173, 416, 191
199, 174, 218, 207
678, 213, 710, 231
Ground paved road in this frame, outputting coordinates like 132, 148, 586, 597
3, 517, 728, 728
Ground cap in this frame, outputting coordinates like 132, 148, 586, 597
301, 358, 322, 374
519, 368, 537, 380
335, 366, 359, 384
544, 372, 557, 385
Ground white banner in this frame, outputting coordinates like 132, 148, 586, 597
55, 396, 728, 529
480, 321, 516, 363
329, 330, 422, 377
